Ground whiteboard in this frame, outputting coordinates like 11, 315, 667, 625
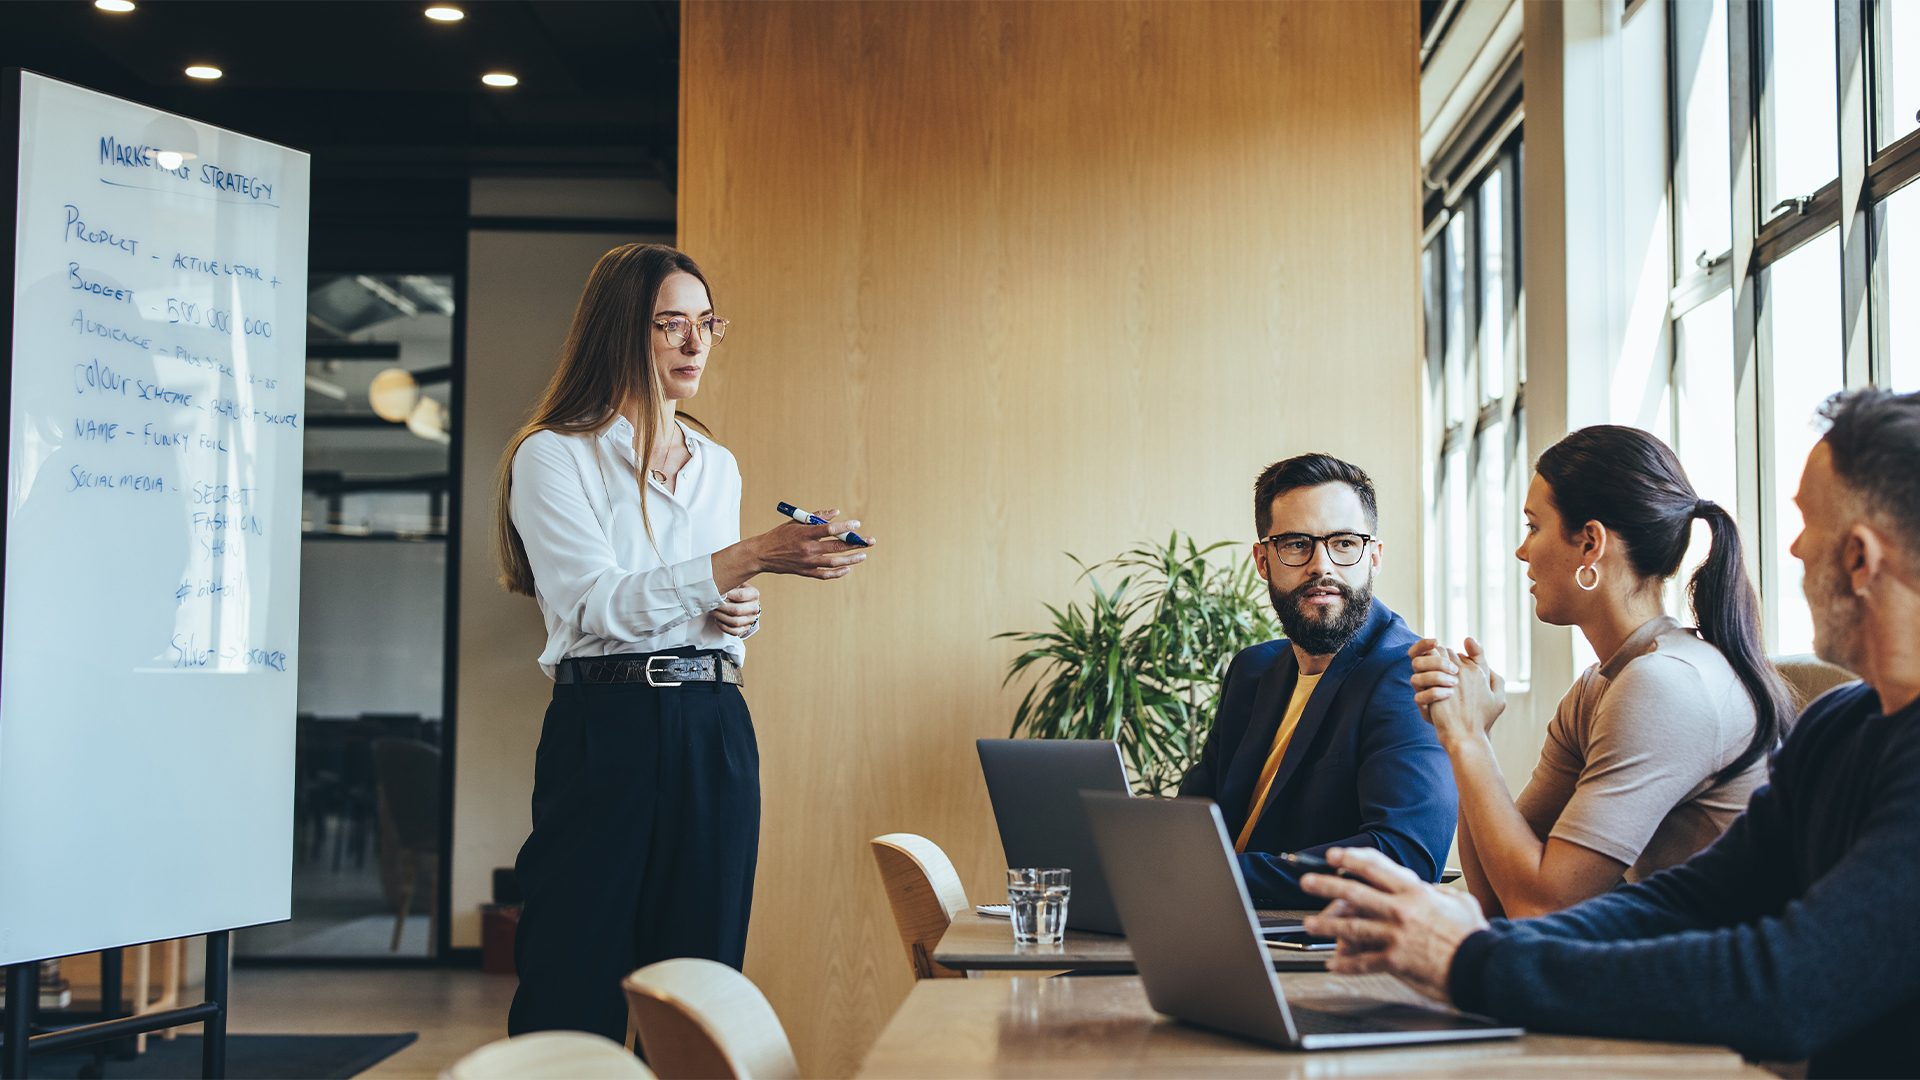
0, 70, 308, 964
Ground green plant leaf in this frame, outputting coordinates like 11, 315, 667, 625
998, 531, 1280, 794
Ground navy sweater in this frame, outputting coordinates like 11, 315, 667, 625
1449, 682, 1920, 1077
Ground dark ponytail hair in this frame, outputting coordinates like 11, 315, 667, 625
1536, 426, 1792, 782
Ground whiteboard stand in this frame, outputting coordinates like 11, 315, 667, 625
2, 67, 310, 1080
2, 934, 228, 1079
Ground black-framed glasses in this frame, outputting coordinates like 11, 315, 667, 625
1258, 532, 1374, 567
654, 315, 729, 348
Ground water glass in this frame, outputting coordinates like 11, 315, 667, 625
1006, 868, 1071, 945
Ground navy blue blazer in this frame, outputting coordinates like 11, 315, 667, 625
1178, 599, 1457, 907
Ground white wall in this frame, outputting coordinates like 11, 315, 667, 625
448, 224, 669, 947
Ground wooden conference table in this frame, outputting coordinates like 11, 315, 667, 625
859, 974, 1769, 1078
933, 911, 1330, 974
878, 913, 1769, 1078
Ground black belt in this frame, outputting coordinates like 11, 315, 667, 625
556, 651, 743, 688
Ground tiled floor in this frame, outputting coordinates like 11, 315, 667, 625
226, 967, 516, 1079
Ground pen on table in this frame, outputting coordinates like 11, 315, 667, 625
1278, 851, 1352, 878
776, 502, 872, 547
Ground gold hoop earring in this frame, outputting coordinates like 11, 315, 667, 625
1575, 564, 1600, 592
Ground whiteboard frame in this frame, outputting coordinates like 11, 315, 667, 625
0, 67, 310, 967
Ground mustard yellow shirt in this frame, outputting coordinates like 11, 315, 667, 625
1233, 671, 1322, 853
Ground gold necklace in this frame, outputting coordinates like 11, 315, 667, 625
649, 425, 685, 485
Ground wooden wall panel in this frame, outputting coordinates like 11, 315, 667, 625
680, 3, 1419, 1074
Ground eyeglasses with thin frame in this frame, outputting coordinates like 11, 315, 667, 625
653, 314, 729, 348
1258, 532, 1374, 567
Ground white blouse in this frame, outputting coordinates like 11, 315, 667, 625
509, 417, 747, 678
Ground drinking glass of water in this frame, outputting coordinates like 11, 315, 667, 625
1006, 868, 1070, 945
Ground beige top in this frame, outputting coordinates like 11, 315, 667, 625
1514, 615, 1767, 883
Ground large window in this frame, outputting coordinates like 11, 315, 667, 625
1667, 0, 1920, 654
1422, 143, 1529, 688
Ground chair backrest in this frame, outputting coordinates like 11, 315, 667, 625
371, 737, 442, 850
442, 1031, 654, 1079
869, 833, 970, 980
1772, 653, 1858, 711
623, 958, 799, 1080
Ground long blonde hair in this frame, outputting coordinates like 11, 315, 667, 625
496, 243, 715, 596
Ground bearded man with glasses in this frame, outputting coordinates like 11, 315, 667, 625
1178, 453, 1456, 908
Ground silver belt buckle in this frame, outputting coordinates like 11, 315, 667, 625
644, 656, 683, 688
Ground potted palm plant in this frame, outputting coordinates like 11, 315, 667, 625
996, 532, 1279, 796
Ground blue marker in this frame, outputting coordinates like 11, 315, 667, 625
777, 502, 871, 547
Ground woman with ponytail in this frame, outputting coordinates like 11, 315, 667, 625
1410, 425, 1791, 918
498, 244, 874, 1040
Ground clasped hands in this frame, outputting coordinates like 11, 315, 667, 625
1300, 847, 1490, 1004
1408, 635, 1507, 745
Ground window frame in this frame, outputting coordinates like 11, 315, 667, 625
1666, 0, 1920, 650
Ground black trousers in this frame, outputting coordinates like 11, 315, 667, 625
506, 666, 759, 1041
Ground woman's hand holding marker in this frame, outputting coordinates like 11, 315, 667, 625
778, 502, 871, 546
711, 504, 875, 590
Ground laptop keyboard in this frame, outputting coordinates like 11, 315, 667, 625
1290, 1006, 1395, 1035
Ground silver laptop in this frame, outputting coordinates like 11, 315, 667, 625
1080, 792, 1524, 1050
976, 739, 1131, 934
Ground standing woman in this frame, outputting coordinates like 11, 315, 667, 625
497, 244, 872, 1040
1410, 426, 1792, 918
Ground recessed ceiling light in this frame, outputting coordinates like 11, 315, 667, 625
184, 65, 223, 80
480, 72, 518, 88
424, 6, 464, 21
94, 0, 136, 12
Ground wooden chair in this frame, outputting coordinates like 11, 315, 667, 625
442, 1030, 654, 1079
622, 958, 799, 1080
129, 938, 186, 1052
869, 833, 970, 980
1772, 653, 1858, 710
371, 736, 441, 952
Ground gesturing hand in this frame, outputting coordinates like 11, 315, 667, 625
711, 586, 761, 637
1300, 847, 1490, 1003
1408, 636, 1507, 743
753, 509, 876, 580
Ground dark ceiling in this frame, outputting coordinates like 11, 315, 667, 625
2, 0, 682, 269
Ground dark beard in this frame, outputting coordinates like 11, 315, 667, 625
1269, 573, 1373, 657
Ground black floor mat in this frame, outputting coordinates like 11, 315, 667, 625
22, 1033, 418, 1079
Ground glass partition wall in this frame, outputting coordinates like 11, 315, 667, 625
235, 274, 454, 959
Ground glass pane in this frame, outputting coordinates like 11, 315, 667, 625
1509, 412, 1530, 686
1676, 291, 1741, 507
1445, 213, 1471, 425
1884, 181, 1920, 392
1479, 171, 1506, 400
238, 272, 454, 960
1765, 231, 1843, 655
1477, 423, 1510, 676
1673, 291, 1738, 623
1876, 0, 1920, 149
1424, 243, 1446, 381
1764, 0, 1839, 209
1422, 239, 1446, 639
1445, 445, 1470, 648
1674, 0, 1733, 264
